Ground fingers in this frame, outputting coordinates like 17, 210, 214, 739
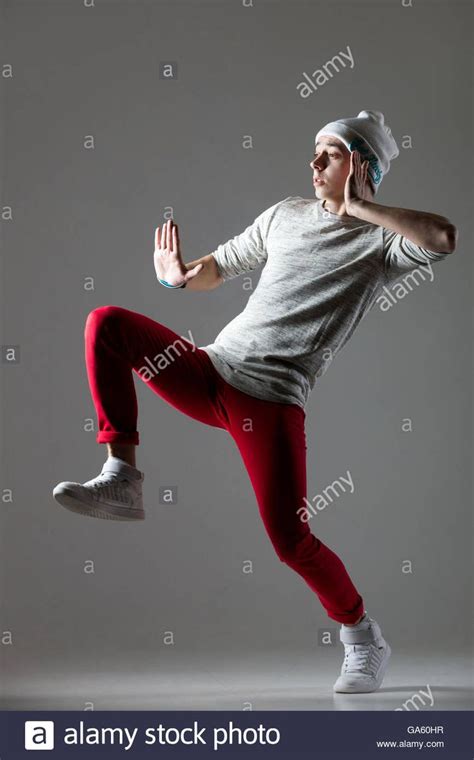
184, 262, 203, 281
155, 224, 167, 250
163, 219, 172, 249
155, 219, 179, 252
172, 223, 180, 254
352, 150, 369, 182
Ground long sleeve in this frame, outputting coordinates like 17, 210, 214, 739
211, 197, 291, 281
382, 227, 451, 284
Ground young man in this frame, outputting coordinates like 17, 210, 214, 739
53, 110, 457, 694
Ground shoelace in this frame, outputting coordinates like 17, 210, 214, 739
342, 643, 383, 675
82, 473, 134, 504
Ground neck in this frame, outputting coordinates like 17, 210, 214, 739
322, 197, 349, 216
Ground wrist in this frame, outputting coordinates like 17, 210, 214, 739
346, 198, 368, 218
158, 278, 186, 289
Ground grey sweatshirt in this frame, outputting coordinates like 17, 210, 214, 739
199, 196, 451, 408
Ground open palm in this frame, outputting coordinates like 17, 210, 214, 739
153, 219, 203, 286
344, 150, 373, 213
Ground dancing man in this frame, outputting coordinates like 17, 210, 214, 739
53, 110, 457, 693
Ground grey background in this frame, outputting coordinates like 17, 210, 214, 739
1, 0, 472, 709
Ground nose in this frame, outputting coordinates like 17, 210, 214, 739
310, 154, 326, 172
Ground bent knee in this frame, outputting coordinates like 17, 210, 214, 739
84, 305, 125, 335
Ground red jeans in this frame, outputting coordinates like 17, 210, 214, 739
84, 305, 364, 624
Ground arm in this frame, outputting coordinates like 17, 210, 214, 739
185, 200, 279, 290
183, 253, 224, 291
154, 199, 285, 293
345, 149, 458, 253
348, 199, 458, 254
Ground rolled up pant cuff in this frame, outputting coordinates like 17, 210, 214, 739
96, 431, 139, 445
329, 597, 365, 625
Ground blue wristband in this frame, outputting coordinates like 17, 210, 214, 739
159, 278, 186, 289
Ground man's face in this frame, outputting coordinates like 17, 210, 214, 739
309, 135, 352, 201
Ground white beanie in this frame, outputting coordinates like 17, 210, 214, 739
314, 110, 399, 194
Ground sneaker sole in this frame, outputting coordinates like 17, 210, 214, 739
333, 641, 392, 694
53, 487, 145, 521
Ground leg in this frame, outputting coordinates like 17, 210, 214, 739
221, 382, 364, 625
84, 305, 228, 449
106, 443, 136, 467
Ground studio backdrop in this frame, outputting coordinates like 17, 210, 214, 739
0, 0, 472, 711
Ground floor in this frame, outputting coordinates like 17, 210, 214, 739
1, 648, 472, 711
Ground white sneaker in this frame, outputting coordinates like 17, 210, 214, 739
333, 613, 391, 693
53, 456, 145, 521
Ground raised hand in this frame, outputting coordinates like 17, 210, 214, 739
153, 219, 203, 287
344, 150, 374, 216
